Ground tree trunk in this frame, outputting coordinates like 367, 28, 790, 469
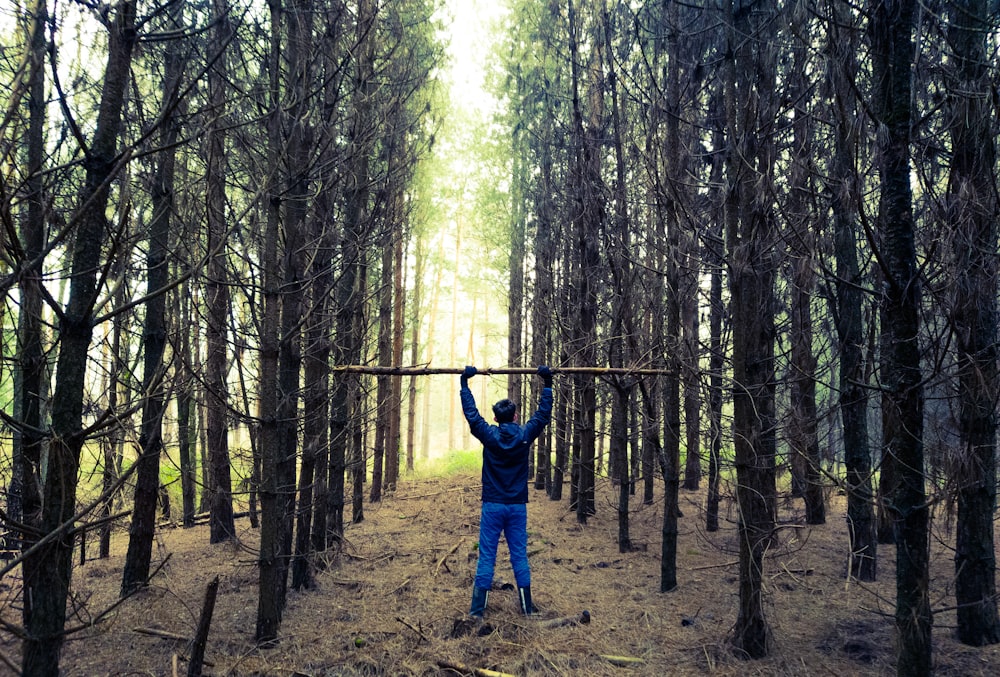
177, 285, 197, 528
946, 0, 1000, 647
121, 0, 185, 593
372, 230, 393, 503
827, 0, 875, 580
508, 93, 526, 405
329, 0, 375, 541
704, 89, 726, 534
599, 0, 634, 554
11, 0, 48, 561
550, 353, 570, 502
407, 234, 424, 468
532, 97, 556, 492
870, 1, 931, 673
205, 0, 235, 546
309, 1, 347, 552
568, 0, 600, 524
786, 23, 824, 526
388, 205, 405, 488
255, 0, 284, 643
659, 0, 683, 592
725, 0, 779, 658
21, 4, 137, 673
101, 279, 126, 560
350, 347, 367, 523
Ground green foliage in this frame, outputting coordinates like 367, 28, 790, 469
413, 448, 482, 478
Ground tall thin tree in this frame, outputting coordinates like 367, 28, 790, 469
121, 0, 188, 595
870, 0, 931, 672
724, 0, 780, 658
945, 0, 1000, 647
21, 3, 138, 673
826, 0, 876, 580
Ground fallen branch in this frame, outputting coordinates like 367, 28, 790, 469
134, 627, 190, 642
133, 629, 215, 669
691, 559, 738, 571
437, 659, 515, 677
0, 646, 18, 674
387, 578, 411, 596
395, 616, 429, 644
331, 365, 674, 377
539, 610, 591, 629
599, 654, 645, 667
434, 541, 462, 577
327, 578, 364, 588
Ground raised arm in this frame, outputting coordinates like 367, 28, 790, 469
523, 366, 554, 441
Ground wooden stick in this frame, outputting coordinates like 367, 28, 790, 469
134, 627, 190, 642
395, 616, 429, 643
434, 541, 462, 577
600, 655, 646, 666
329, 365, 673, 377
0, 646, 19, 674
187, 575, 219, 677
437, 659, 515, 677
539, 610, 591, 629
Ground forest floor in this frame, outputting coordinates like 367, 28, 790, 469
3, 471, 1000, 676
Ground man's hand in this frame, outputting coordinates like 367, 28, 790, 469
461, 365, 477, 387
538, 365, 553, 387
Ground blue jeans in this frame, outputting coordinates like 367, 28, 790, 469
475, 502, 530, 590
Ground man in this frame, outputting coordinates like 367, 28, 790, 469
460, 364, 553, 618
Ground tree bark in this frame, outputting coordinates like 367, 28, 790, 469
704, 89, 726, 534
121, 0, 186, 594
255, 0, 284, 642
946, 0, 1000, 647
177, 284, 197, 528
330, 0, 376, 538
372, 228, 393, 503
601, 0, 633, 554
205, 0, 235, 546
827, 0, 876, 580
659, 0, 683, 592
21, 3, 137, 673
568, 0, 600, 523
870, 1, 931, 673
725, 0, 779, 658
786, 20, 824, 526
12, 0, 48, 562
388, 198, 405, 488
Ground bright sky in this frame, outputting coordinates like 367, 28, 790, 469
440, 0, 508, 117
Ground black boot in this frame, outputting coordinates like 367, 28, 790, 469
470, 586, 489, 618
518, 586, 537, 615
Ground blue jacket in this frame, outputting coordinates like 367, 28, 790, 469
461, 386, 553, 504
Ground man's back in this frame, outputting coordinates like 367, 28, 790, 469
460, 386, 552, 503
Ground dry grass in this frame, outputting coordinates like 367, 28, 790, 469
2, 474, 1000, 676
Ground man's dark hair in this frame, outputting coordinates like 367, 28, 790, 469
492, 398, 517, 423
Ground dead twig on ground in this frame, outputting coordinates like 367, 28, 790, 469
691, 559, 738, 571
134, 627, 190, 641
600, 654, 645, 666
387, 578, 410, 596
538, 610, 591, 629
437, 659, 515, 677
434, 541, 462, 576
395, 616, 429, 643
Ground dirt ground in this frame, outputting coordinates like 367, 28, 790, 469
3, 473, 1000, 676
